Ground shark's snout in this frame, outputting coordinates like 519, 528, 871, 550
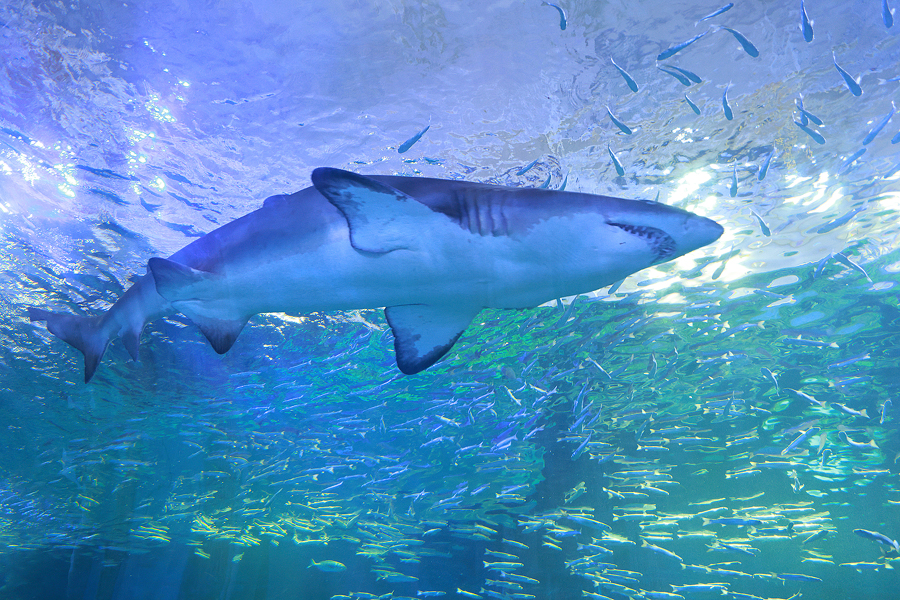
688, 215, 725, 249
607, 204, 723, 265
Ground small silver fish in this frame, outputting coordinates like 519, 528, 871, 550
781, 427, 820, 455
309, 559, 347, 572
761, 367, 779, 393
542, 2, 567, 30
571, 433, 591, 460
642, 540, 684, 563
885, 0, 895, 28
802, 530, 830, 544
750, 210, 770, 236
833, 52, 863, 96
658, 65, 691, 86
800, 0, 814, 42
696, 3, 734, 25
830, 401, 869, 418
608, 144, 625, 176
793, 119, 826, 144
663, 64, 702, 84
815, 202, 867, 234
839, 147, 867, 173
758, 147, 776, 181
833, 252, 871, 282
722, 85, 733, 120
516, 158, 539, 176
658, 30, 709, 61
839, 431, 877, 449
719, 26, 759, 57
611, 57, 639, 92
684, 94, 701, 115
862, 102, 895, 145
796, 94, 824, 126
398, 125, 430, 153
606, 106, 633, 134
854, 529, 900, 552
881, 399, 893, 424
730, 163, 737, 197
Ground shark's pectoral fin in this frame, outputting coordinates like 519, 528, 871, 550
311, 167, 440, 254
147, 257, 247, 354
385, 304, 480, 375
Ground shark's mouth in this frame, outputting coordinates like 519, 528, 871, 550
609, 222, 677, 263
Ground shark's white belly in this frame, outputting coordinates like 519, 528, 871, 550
203, 223, 582, 318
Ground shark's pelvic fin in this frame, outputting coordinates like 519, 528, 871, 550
311, 167, 439, 254
183, 312, 248, 354
148, 257, 247, 354
121, 327, 141, 362
27, 307, 109, 383
385, 304, 480, 375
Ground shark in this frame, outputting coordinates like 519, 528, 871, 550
28, 167, 723, 382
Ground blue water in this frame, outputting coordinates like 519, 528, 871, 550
1, 0, 900, 599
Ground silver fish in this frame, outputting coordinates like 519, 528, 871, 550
608, 144, 626, 176
542, 2, 567, 30
606, 106, 633, 135
800, 0, 814, 42
862, 102, 894, 145
722, 85, 733, 120
833, 52, 863, 96
611, 57, 639, 92
398, 125, 430, 153
696, 3, 734, 25
758, 147, 776, 181
684, 94, 701, 115
794, 119, 826, 144
719, 26, 760, 57
658, 30, 709, 61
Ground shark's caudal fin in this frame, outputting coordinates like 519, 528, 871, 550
385, 304, 480, 374
28, 308, 110, 383
147, 257, 248, 354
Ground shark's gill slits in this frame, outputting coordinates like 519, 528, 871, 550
608, 222, 677, 262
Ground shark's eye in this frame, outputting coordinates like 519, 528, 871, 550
608, 222, 677, 263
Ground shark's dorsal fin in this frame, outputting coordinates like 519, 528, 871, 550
147, 257, 247, 354
311, 167, 439, 253
385, 304, 480, 374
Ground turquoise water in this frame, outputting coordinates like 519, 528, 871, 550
2, 0, 900, 598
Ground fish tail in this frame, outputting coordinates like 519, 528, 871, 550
28, 307, 110, 383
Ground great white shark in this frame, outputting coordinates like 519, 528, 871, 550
29, 167, 723, 382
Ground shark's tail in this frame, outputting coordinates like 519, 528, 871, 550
28, 308, 110, 383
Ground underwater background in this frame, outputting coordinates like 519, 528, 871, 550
2, 0, 900, 598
